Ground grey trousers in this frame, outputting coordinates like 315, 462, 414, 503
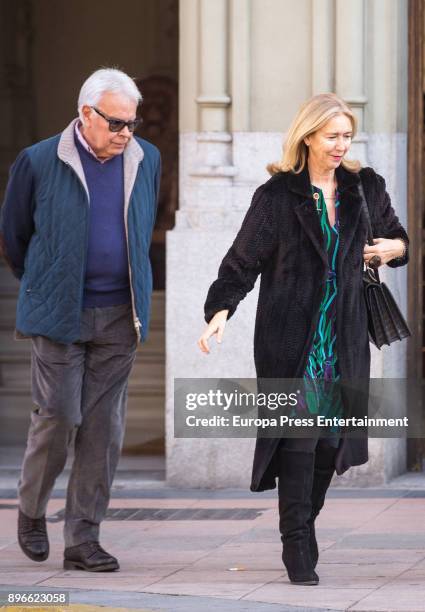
18, 303, 137, 547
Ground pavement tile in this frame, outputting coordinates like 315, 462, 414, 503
317, 562, 412, 579
389, 566, 425, 582
347, 499, 425, 535
2, 608, 153, 612
382, 499, 425, 509
3, 485, 425, 611
352, 521, 425, 535
149, 567, 284, 584
190, 498, 275, 509
227, 527, 279, 543
190, 542, 284, 571
411, 557, 425, 570
313, 527, 352, 540
319, 548, 425, 564
142, 583, 266, 599
348, 583, 425, 611
331, 533, 425, 549
141, 568, 271, 599
106, 499, 201, 509
313, 562, 412, 589
137, 520, 250, 536
317, 499, 396, 518
0, 573, 60, 587
242, 581, 373, 610
219, 542, 282, 553
109, 550, 210, 565
38, 573, 178, 592
191, 554, 283, 572
111, 535, 229, 551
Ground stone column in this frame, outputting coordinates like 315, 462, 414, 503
192, 0, 236, 180
231, 0, 250, 132
230, 0, 254, 206
197, 0, 229, 132
167, 0, 255, 488
335, 0, 368, 163
311, 0, 334, 94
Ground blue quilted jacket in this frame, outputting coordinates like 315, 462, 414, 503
0, 119, 161, 343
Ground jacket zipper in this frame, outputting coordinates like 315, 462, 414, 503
123, 194, 141, 342
64, 163, 90, 330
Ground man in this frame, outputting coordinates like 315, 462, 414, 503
0, 68, 161, 571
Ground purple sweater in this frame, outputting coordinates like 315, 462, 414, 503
75, 134, 131, 308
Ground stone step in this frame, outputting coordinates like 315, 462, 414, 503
0, 263, 19, 291
0, 287, 166, 449
0, 390, 164, 448
0, 285, 165, 319
0, 328, 165, 357
0, 332, 30, 355
0, 304, 166, 330
0, 296, 17, 328
0, 357, 165, 389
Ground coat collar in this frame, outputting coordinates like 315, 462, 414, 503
286, 164, 361, 197
57, 118, 90, 198
57, 118, 145, 209
287, 164, 364, 268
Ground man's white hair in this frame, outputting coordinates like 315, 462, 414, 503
78, 68, 142, 121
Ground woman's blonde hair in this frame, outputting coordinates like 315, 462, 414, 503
267, 93, 361, 175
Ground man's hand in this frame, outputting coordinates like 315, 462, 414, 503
198, 310, 229, 354
363, 238, 405, 267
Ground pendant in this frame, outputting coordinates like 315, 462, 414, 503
313, 191, 321, 211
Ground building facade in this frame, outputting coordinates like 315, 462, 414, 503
0, 0, 421, 487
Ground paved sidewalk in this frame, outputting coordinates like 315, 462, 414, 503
1, 448, 425, 612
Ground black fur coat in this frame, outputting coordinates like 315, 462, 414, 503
204, 165, 409, 491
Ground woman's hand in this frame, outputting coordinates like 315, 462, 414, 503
198, 310, 229, 354
363, 238, 405, 267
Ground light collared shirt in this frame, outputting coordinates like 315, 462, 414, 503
75, 121, 108, 163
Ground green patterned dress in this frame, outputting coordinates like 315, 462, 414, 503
299, 186, 343, 434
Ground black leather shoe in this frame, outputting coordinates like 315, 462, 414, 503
18, 509, 49, 562
63, 541, 119, 572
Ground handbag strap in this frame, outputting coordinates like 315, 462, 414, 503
358, 179, 374, 246
358, 178, 381, 282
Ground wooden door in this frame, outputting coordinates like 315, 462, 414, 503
407, 0, 425, 470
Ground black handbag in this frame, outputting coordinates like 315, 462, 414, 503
358, 181, 411, 349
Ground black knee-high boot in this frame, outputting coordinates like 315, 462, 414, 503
308, 466, 335, 568
308, 444, 337, 568
278, 448, 319, 586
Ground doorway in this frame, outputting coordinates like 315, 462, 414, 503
0, 0, 178, 457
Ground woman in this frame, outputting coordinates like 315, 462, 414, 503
198, 93, 409, 586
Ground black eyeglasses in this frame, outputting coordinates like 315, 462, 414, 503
91, 106, 141, 132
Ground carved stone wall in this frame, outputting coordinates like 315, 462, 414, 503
167, 0, 410, 487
